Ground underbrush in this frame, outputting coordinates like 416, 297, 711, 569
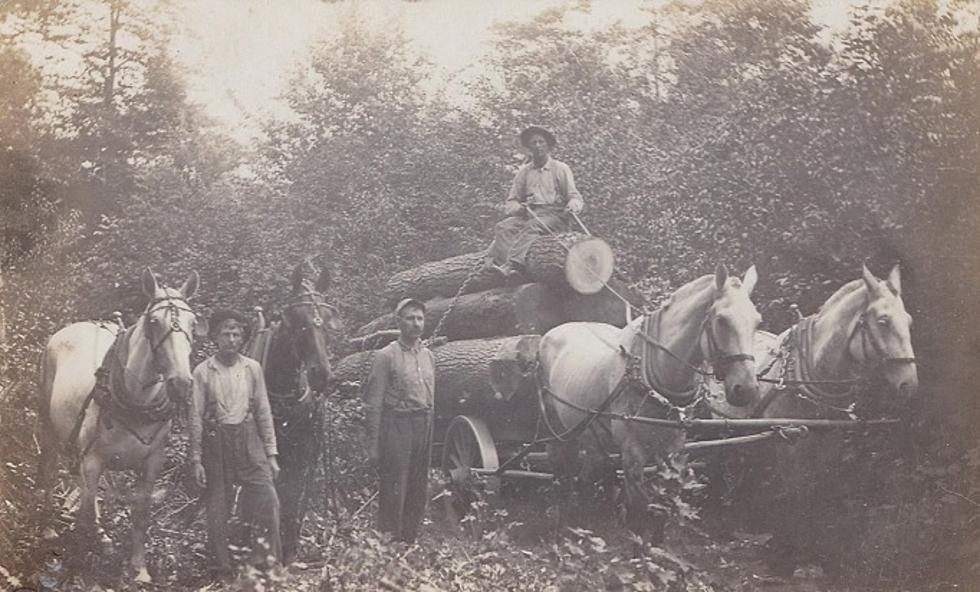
1, 378, 976, 591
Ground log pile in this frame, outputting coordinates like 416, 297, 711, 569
330, 231, 639, 424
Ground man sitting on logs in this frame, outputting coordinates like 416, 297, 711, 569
487, 125, 585, 277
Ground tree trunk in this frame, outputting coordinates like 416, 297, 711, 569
383, 251, 522, 307
329, 336, 541, 414
358, 283, 563, 342
383, 233, 614, 304
330, 350, 375, 397
522, 232, 607, 292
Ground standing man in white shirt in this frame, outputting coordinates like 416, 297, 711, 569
188, 309, 282, 577
487, 125, 586, 276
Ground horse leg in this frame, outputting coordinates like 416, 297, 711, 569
620, 431, 669, 548
36, 354, 61, 539
70, 452, 104, 579
130, 447, 165, 583
277, 441, 306, 564
546, 441, 580, 539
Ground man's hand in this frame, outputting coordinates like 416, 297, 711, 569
503, 200, 522, 216
269, 455, 281, 481
566, 199, 584, 215
190, 460, 206, 488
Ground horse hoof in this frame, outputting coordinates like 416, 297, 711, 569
134, 567, 152, 584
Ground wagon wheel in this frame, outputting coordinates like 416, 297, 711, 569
441, 415, 499, 521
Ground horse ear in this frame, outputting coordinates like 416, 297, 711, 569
886, 264, 902, 295
141, 268, 159, 298
180, 271, 199, 299
861, 264, 883, 296
290, 262, 306, 292
315, 267, 331, 293
715, 264, 729, 292
742, 265, 758, 296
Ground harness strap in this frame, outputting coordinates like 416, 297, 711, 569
536, 360, 636, 443
634, 312, 708, 403
753, 319, 860, 418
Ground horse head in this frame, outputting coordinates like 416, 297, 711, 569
139, 268, 199, 403
282, 260, 339, 392
855, 264, 918, 403
703, 264, 762, 408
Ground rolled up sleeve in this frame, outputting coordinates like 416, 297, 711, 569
188, 364, 206, 463
250, 362, 278, 457
558, 163, 583, 210
506, 166, 529, 206
363, 349, 391, 457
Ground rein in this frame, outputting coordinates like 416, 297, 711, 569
263, 288, 335, 407
72, 295, 195, 458
633, 307, 754, 398
754, 307, 917, 417
144, 296, 195, 375
537, 299, 755, 441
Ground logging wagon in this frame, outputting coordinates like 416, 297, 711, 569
328, 232, 901, 515
330, 232, 631, 509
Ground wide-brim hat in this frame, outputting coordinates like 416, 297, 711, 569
519, 125, 557, 148
394, 298, 426, 316
208, 308, 251, 340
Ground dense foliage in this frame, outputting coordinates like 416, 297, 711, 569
1, 0, 977, 590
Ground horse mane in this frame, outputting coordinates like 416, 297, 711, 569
294, 277, 317, 295
663, 274, 715, 309
818, 279, 865, 315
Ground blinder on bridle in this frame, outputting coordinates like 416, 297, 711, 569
143, 295, 196, 375
849, 309, 917, 371
279, 289, 339, 334
701, 312, 755, 381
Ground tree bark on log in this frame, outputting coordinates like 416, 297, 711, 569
357, 283, 563, 342
523, 232, 599, 289
383, 251, 522, 307
383, 233, 613, 304
331, 350, 375, 396
329, 336, 541, 413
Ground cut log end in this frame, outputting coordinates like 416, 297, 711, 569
565, 237, 615, 295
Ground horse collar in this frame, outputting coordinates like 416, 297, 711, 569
633, 312, 703, 405
756, 317, 859, 418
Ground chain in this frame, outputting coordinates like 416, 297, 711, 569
424, 255, 487, 346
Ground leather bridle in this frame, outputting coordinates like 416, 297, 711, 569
143, 295, 195, 378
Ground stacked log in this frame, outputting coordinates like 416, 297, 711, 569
356, 283, 564, 342
383, 251, 522, 307
332, 335, 541, 416
331, 228, 635, 432
383, 232, 611, 305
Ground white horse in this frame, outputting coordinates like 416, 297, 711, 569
538, 265, 761, 543
705, 264, 917, 575
37, 269, 199, 584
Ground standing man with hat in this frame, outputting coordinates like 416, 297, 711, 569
487, 125, 585, 276
188, 309, 282, 577
363, 297, 435, 543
